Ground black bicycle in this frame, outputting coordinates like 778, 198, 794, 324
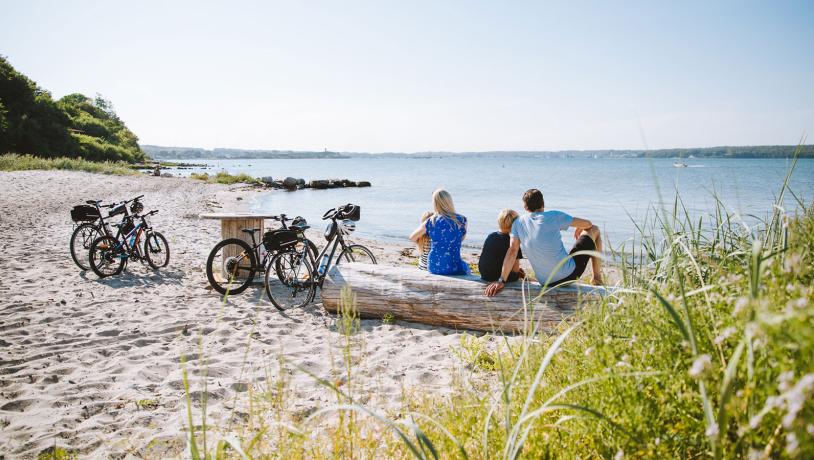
69, 195, 143, 270
88, 208, 170, 278
265, 204, 376, 311
205, 214, 319, 296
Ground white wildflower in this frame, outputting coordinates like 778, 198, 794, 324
584, 346, 594, 357
786, 283, 795, 292
628, 335, 637, 345
746, 448, 763, 460
778, 371, 795, 392
616, 361, 630, 368
807, 424, 814, 436
705, 422, 719, 438
745, 322, 761, 338
621, 354, 630, 362
714, 327, 737, 345
689, 354, 713, 380
782, 374, 814, 429
614, 449, 624, 460
785, 432, 799, 456
734, 297, 750, 316
783, 254, 801, 273
749, 413, 764, 430
795, 297, 809, 309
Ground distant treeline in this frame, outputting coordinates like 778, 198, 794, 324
143, 145, 348, 160
145, 144, 813, 160
0, 56, 145, 163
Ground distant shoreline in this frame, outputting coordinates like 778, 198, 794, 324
142, 144, 814, 160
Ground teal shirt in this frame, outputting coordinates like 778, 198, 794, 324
510, 210, 575, 284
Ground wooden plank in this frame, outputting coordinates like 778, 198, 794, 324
322, 263, 608, 333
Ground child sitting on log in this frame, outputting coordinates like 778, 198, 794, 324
416, 210, 433, 271
478, 209, 525, 282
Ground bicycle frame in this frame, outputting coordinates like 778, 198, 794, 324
297, 220, 353, 286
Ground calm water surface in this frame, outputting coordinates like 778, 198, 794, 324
175, 157, 814, 248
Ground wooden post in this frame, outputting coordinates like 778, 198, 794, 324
220, 217, 264, 279
322, 263, 609, 333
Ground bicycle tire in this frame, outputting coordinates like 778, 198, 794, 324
274, 238, 319, 282
336, 244, 377, 265
265, 250, 316, 311
89, 235, 125, 278
70, 222, 102, 270
145, 231, 170, 269
206, 238, 258, 295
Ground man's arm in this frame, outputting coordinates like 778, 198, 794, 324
571, 217, 592, 239
484, 236, 520, 296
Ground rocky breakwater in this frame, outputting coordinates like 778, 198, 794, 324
260, 177, 371, 191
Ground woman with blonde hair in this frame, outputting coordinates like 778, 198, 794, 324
410, 189, 469, 275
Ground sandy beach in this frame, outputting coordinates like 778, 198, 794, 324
0, 171, 502, 458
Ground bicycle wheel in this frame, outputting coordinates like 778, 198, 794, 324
274, 238, 319, 283
336, 244, 377, 265
206, 238, 258, 295
145, 231, 170, 269
265, 250, 315, 311
89, 235, 125, 278
70, 223, 102, 270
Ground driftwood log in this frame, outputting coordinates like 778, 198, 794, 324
322, 263, 608, 333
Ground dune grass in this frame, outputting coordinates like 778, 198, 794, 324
0, 153, 139, 175
175, 152, 812, 459
189, 171, 262, 185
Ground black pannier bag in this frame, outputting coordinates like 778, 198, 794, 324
109, 203, 126, 217
263, 229, 300, 252
121, 218, 135, 237
71, 205, 100, 222
338, 204, 360, 221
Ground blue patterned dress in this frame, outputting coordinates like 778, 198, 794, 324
425, 214, 470, 275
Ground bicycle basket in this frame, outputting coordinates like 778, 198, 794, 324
71, 205, 100, 222
109, 203, 126, 218
263, 229, 300, 252
337, 204, 360, 221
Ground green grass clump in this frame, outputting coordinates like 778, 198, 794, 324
189, 171, 261, 185
0, 153, 138, 175
36, 446, 76, 460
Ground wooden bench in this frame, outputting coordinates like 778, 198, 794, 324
322, 263, 609, 333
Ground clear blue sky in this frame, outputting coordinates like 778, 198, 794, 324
1, 0, 812, 152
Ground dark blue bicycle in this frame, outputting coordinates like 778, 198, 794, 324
88, 208, 170, 278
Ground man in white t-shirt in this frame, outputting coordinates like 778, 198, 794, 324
484, 188, 603, 296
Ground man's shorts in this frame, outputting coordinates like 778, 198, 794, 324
549, 234, 596, 287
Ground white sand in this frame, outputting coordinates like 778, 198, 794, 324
0, 171, 478, 458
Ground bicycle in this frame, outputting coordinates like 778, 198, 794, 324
205, 214, 319, 295
88, 209, 170, 278
69, 195, 143, 270
265, 203, 376, 311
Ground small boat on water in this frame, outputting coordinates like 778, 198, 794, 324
673, 161, 688, 168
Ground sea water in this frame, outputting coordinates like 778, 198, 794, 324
174, 157, 814, 249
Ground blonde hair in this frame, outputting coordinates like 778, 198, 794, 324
431, 189, 464, 227
417, 210, 433, 248
497, 208, 519, 233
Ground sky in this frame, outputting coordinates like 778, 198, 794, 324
1, 0, 813, 152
